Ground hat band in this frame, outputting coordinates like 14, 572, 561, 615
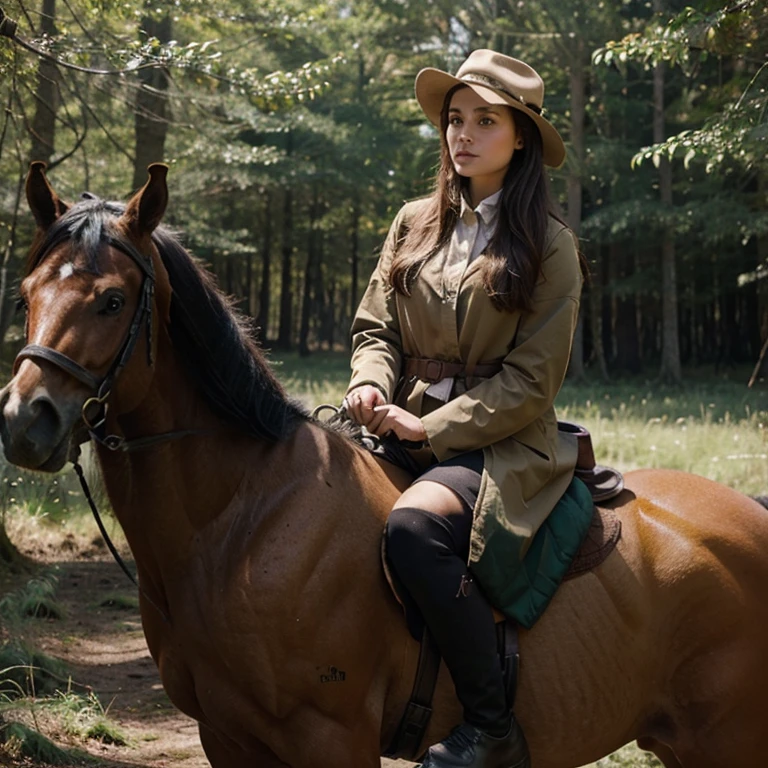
460, 73, 542, 115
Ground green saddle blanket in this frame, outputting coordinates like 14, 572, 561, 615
473, 476, 594, 629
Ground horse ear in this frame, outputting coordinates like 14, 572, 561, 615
26, 161, 70, 230
124, 163, 169, 236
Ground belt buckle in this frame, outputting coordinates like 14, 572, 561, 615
424, 360, 443, 382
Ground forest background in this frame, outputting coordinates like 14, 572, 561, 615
0, 0, 766, 384
0, 2, 766, 765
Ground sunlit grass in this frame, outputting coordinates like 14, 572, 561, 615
269, 349, 352, 411
555, 374, 768, 497
0, 689, 127, 764
0, 444, 122, 560
582, 743, 662, 767
271, 353, 768, 496
48, 690, 128, 745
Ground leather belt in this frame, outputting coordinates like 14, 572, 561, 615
403, 357, 503, 384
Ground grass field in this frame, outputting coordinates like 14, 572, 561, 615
2, 352, 767, 766
273, 350, 768, 495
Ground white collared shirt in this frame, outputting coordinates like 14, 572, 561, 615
448, 189, 502, 269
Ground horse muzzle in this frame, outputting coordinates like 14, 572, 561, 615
0, 377, 81, 472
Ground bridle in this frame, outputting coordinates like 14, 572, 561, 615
14, 230, 156, 448
13, 227, 171, 620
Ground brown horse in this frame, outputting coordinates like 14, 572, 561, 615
2, 162, 768, 768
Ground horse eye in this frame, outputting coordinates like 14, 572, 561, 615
102, 294, 125, 316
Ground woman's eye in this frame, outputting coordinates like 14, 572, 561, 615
102, 294, 125, 315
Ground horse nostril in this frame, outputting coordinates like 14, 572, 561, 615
27, 395, 63, 448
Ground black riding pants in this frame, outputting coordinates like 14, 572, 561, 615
385, 451, 510, 736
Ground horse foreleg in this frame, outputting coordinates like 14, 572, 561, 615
198, 723, 290, 768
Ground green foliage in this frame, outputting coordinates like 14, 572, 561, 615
0, 690, 126, 765
0, 642, 70, 699
0, 0, 767, 377
0, 720, 72, 764
96, 592, 138, 611
48, 690, 128, 745
0, 573, 63, 621
585, 741, 663, 767
0, 469, 81, 529
596, 0, 768, 173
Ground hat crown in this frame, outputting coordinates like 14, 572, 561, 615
413, 48, 565, 167
455, 49, 544, 110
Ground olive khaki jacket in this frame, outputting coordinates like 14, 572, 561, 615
348, 199, 583, 571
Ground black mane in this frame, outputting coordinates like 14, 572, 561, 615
29, 198, 308, 442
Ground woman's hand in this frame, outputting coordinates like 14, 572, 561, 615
343, 385, 386, 428
367, 404, 427, 443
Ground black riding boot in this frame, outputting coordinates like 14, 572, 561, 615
386, 507, 530, 768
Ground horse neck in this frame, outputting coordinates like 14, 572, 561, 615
94, 334, 258, 570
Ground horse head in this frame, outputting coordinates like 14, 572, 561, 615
0, 162, 173, 471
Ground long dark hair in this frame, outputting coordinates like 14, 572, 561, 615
389, 85, 566, 313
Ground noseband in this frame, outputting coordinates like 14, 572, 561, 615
14, 231, 155, 443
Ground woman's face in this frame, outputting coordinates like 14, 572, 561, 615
446, 87, 523, 196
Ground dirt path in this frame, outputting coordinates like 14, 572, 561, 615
5, 550, 414, 767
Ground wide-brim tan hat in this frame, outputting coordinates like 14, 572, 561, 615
415, 49, 566, 169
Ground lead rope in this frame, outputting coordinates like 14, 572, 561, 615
71, 449, 170, 624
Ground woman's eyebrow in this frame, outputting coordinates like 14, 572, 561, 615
448, 105, 501, 115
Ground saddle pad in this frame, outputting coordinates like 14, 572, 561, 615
563, 506, 622, 581
474, 475, 595, 629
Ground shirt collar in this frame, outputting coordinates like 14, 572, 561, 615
460, 189, 502, 227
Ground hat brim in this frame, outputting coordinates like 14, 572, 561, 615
414, 67, 566, 169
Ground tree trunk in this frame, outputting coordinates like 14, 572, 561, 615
653, 1, 682, 384
277, 185, 294, 350
566, 49, 587, 380
131, 7, 171, 192
0, 522, 28, 573
588, 246, 609, 381
29, 0, 60, 164
245, 250, 254, 316
0, 172, 24, 354
749, 172, 768, 386
349, 199, 361, 347
610, 244, 641, 374
255, 194, 273, 341
299, 188, 321, 357
323, 277, 336, 350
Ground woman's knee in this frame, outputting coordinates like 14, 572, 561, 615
393, 480, 468, 516
387, 507, 433, 560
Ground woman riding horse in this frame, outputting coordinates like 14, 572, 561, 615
1, 160, 768, 767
